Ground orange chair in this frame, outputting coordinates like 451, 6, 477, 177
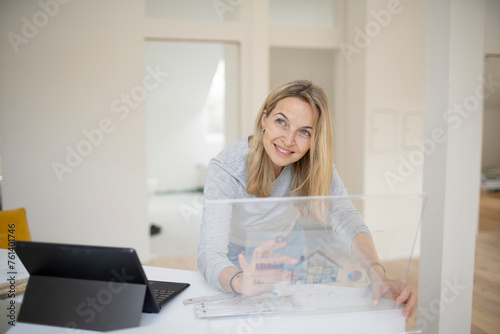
0, 208, 31, 249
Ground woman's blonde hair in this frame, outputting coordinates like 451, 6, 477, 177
246, 80, 335, 206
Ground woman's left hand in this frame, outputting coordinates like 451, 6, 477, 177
369, 275, 417, 320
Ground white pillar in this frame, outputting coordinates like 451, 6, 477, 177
341, 0, 367, 195
240, 0, 269, 136
419, 0, 486, 333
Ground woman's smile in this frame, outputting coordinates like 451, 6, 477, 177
273, 143, 294, 156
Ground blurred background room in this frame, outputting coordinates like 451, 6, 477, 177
0, 1, 499, 333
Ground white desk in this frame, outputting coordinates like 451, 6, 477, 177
1, 265, 407, 334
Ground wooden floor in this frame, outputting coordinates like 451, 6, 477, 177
471, 190, 500, 334
147, 255, 198, 271
400, 190, 500, 333
147, 190, 500, 333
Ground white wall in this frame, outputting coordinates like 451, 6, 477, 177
0, 0, 150, 261
269, 0, 335, 27
364, 0, 426, 195
270, 47, 335, 114
145, 0, 239, 21
341, 0, 426, 260
341, 0, 367, 196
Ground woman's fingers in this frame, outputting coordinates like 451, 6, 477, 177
267, 253, 299, 265
400, 286, 417, 319
395, 281, 412, 305
371, 284, 382, 306
370, 281, 390, 306
253, 238, 287, 259
238, 252, 250, 270
237, 238, 301, 295
372, 279, 417, 321
390, 280, 416, 317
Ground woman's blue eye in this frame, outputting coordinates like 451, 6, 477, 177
277, 119, 285, 125
300, 130, 310, 136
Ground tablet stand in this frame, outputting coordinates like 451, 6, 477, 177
18, 275, 147, 332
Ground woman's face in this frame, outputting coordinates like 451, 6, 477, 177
261, 96, 316, 178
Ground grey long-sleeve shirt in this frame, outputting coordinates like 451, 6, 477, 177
197, 136, 370, 290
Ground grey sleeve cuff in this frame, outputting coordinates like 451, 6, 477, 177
197, 251, 236, 291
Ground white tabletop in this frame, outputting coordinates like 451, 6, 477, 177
1, 264, 407, 334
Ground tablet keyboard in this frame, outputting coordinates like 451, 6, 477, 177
152, 288, 178, 305
148, 280, 190, 307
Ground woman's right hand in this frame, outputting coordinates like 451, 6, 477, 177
235, 238, 299, 295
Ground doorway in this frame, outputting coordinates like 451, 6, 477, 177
145, 40, 239, 266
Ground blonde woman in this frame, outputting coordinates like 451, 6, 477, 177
197, 80, 416, 319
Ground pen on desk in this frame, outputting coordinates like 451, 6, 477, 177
0, 277, 29, 299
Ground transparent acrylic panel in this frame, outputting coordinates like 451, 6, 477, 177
146, 0, 240, 22
201, 194, 425, 333
269, 0, 336, 28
